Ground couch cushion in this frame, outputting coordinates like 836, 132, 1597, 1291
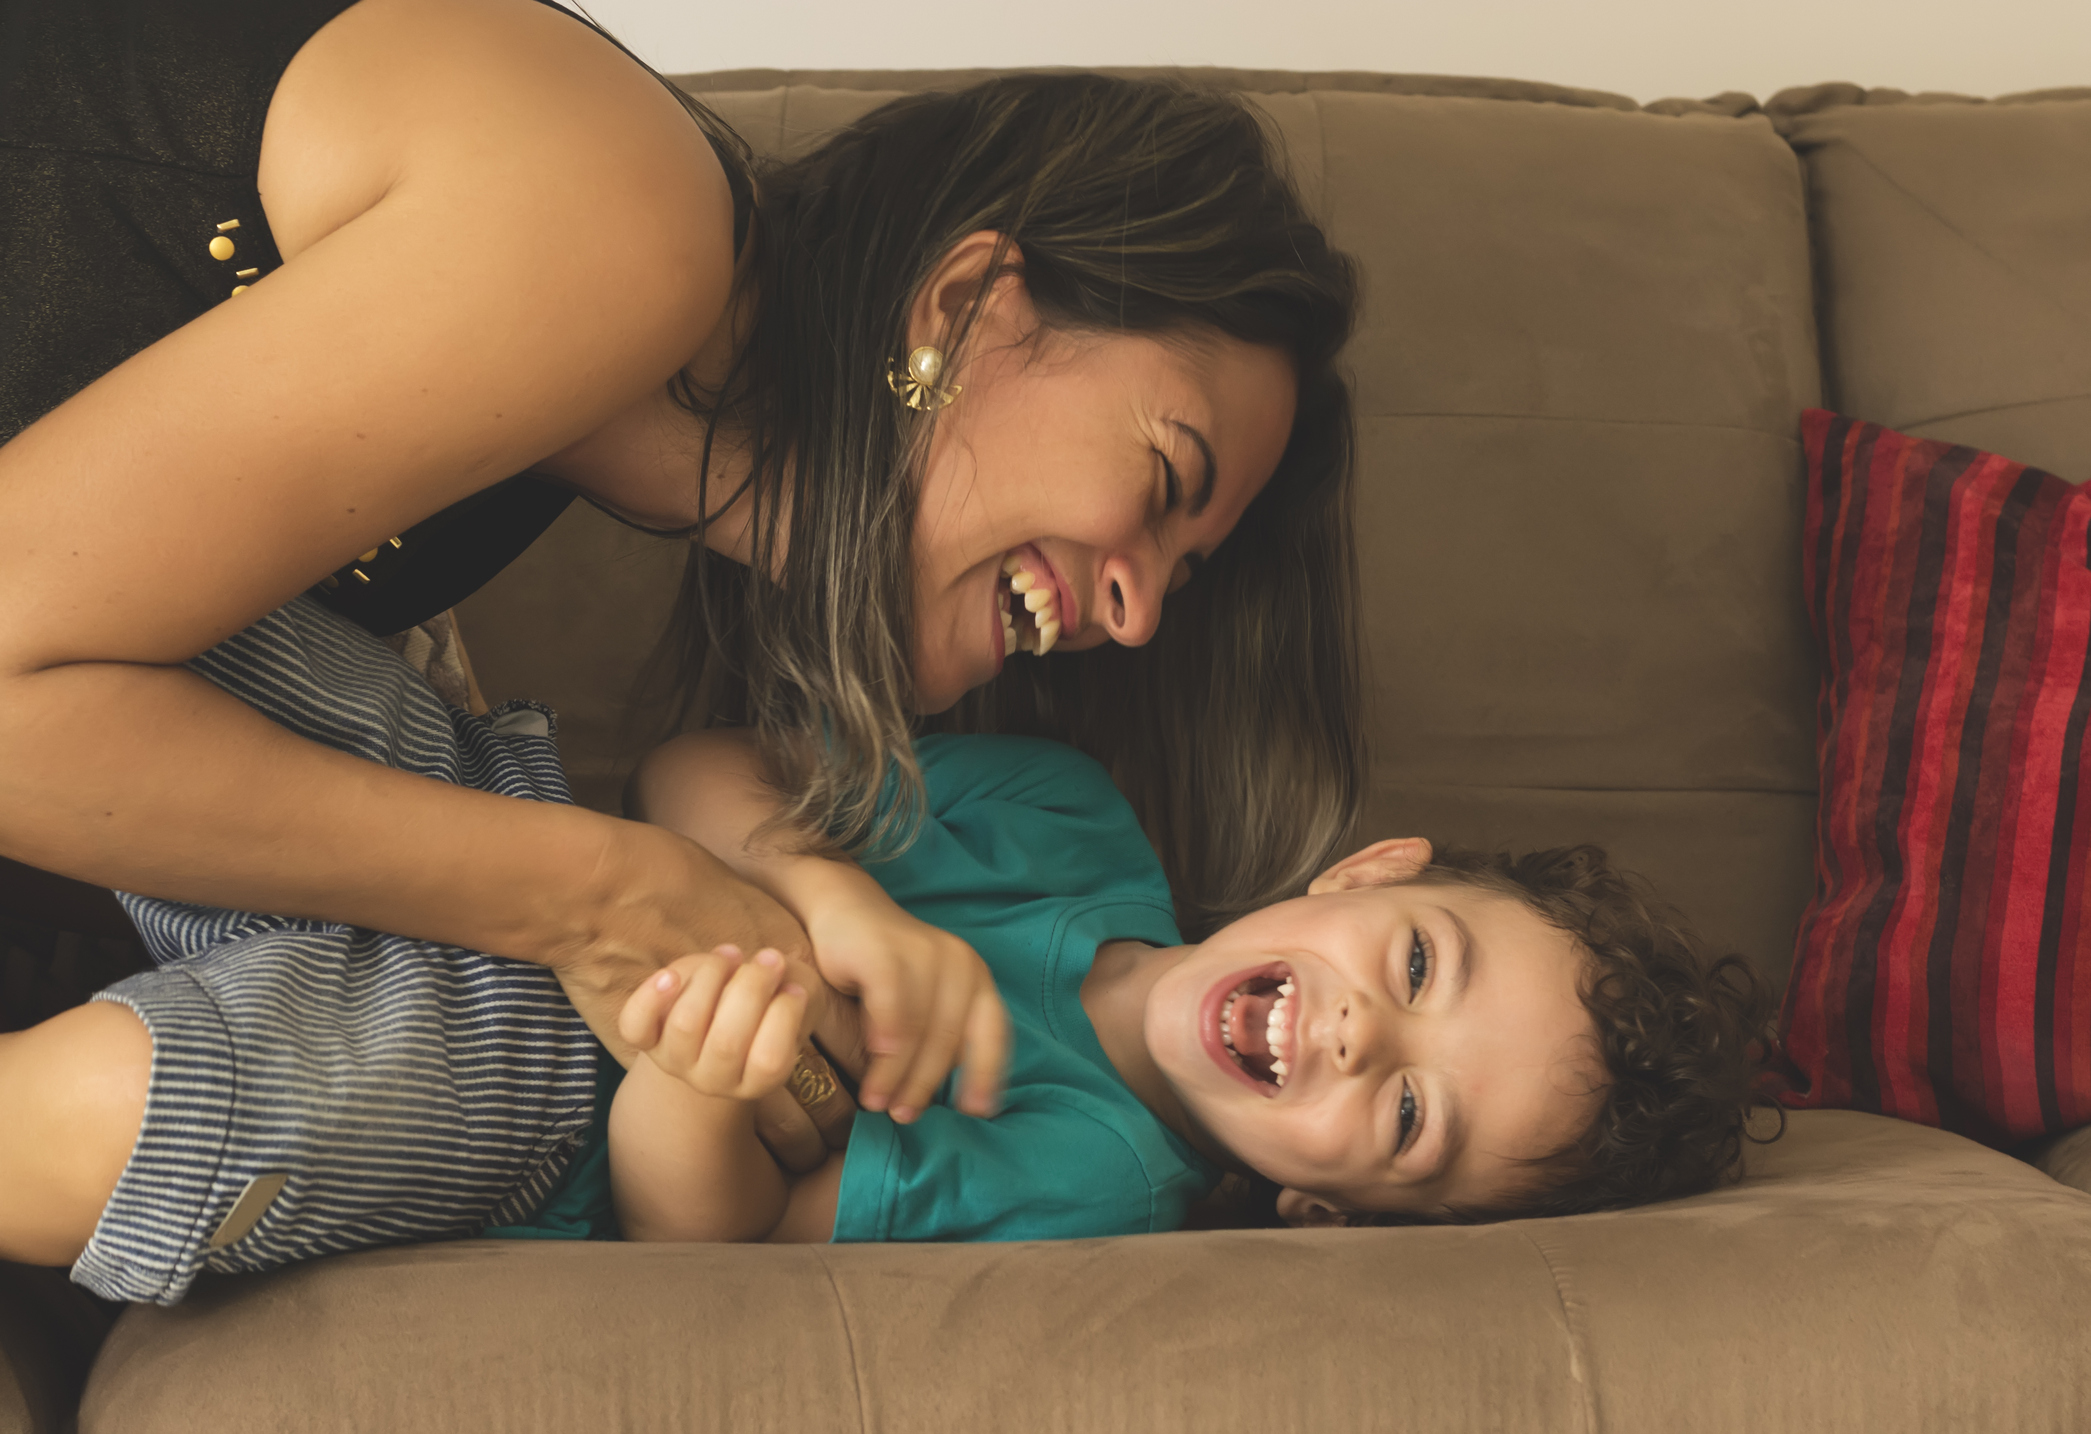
458, 72, 1823, 990
1771, 85, 2091, 482
1781, 413, 2091, 1146
79, 1110, 2091, 1434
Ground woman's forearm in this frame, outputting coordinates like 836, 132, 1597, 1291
609, 1056, 790, 1242
0, 661, 810, 1030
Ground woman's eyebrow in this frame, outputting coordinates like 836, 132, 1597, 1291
1167, 419, 1218, 516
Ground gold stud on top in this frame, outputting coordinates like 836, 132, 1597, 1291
351, 569, 372, 584
230, 286, 249, 296
388, 537, 403, 549
209, 235, 235, 261
357, 548, 380, 563
216, 219, 241, 233
235, 268, 259, 280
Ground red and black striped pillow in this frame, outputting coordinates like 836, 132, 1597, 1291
1779, 410, 2091, 1147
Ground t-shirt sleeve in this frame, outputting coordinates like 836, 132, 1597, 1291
866, 736, 1174, 917
833, 1099, 1174, 1243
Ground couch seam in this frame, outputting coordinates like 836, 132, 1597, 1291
1898, 390, 2091, 433
809, 1249, 872, 1434
1356, 410, 1804, 442
1834, 145, 2091, 325
1519, 1229, 1603, 1434
1370, 782, 1817, 796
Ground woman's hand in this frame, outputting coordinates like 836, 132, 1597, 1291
550, 821, 813, 1063
800, 884, 1008, 1123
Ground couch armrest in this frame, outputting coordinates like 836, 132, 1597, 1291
0, 1264, 118, 1434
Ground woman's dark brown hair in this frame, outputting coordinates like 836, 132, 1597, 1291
640, 73, 1362, 938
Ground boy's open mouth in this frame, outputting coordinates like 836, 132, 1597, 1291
1216, 964, 1296, 1089
996, 545, 1065, 657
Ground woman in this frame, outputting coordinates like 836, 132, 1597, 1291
0, 4, 1358, 1082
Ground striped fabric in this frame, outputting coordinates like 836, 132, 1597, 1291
1779, 411, 2091, 1146
74, 597, 600, 1305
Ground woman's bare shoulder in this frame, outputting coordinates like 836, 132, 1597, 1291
262, 0, 731, 272
0, 0, 739, 671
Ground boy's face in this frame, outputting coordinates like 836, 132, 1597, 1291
1143, 844, 1604, 1221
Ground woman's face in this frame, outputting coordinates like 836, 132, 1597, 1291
906, 247, 1298, 712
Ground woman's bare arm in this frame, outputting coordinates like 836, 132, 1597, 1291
0, 0, 792, 1031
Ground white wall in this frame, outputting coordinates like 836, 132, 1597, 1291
580, 0, 2088, 104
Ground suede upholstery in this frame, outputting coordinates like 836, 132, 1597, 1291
5, 68, 2090, 1434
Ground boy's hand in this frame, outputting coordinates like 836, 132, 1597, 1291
804, 894, 1007, 1124
619, 947, 809, 1102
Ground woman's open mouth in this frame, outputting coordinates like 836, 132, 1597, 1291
993, 544, 1068, 657
1202, 962, 1296, 1094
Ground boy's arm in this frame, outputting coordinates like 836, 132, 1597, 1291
611, 947, 841, 1242
629, 731, 1006, 1123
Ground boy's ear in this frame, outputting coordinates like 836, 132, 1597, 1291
1307, 837, 1433, 896
1275, 1188, 1358, 1228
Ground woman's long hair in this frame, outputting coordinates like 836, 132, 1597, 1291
655, 73, 1363, 938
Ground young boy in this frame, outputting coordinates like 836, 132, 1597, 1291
0, 600, 1771, 1303
524, 726, 1774, 1244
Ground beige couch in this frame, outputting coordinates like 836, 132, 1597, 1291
6, 68, 2091, 1433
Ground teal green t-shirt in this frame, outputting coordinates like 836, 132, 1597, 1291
488, 734, 1219, 1243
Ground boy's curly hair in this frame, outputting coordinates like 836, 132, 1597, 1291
1369, 844, 1785, 1224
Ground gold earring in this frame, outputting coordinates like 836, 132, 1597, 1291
887, 344, 962, 411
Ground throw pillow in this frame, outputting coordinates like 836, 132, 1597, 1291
1779, 410, 2091, 1146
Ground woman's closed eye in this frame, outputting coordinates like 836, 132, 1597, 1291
1158, 450, 1185, 512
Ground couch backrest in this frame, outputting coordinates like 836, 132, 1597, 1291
453, 71, 2088, 998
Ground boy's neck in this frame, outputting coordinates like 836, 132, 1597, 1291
1081, 940, 1236, 1170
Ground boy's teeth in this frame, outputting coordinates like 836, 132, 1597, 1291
1009, 570, 1036, 593
1002, 624, 1016, 655
1023, 587, 1052, 613
1266, 993, 1290, 1065
1220, 992, 1238, 1050
1002, 552, 1024, 576
1037, 618, 1061, 655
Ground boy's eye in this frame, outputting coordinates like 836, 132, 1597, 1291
1397, 1083, 1420, 1153
1159, 452, 1184, 512
1407, 930, 1431, 999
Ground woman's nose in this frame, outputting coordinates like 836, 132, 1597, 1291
1096, 552, 1164, 647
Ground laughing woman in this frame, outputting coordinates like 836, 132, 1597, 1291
0, 0, 1360, 1295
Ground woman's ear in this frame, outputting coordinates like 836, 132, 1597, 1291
1306, 837, 1433, 897
907, 230, 1026, 352
1275, 1188, 1356, 1228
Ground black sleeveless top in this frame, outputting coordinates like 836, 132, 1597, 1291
0, 0, 747, 635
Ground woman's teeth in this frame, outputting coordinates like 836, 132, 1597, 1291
999, 551, 1063, 656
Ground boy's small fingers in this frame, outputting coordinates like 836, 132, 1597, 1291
743, 988, 810, 1097
618, 967, 681, 1051
889, 982, 972, 1122
654, 958, 733, 1073
692, 957, 785, 1089
957, 989, 1010, 1117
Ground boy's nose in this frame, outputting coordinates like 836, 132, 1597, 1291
1317, 991, 1390, 1077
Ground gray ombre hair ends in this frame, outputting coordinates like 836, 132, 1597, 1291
652, 73, 1364, 938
